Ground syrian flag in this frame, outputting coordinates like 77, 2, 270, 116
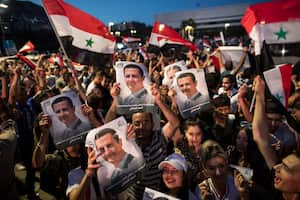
149, 21, 198, 52
48, 53, 65, 67
122, 36, 141, 43
42, 0, 116, 66
263, 63, 292, 108
16, 54, 38, 70
203, 39, 211, 50
18, 41, 35, 53
241, 0, 300, 55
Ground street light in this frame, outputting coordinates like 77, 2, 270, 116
108, 22, 114, 32
0, 3, 8, 8
130, 29, 136, 35
184, 25, 194, 40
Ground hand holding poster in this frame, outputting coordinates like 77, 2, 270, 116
173, 69, 210, 118
85, 117, 145, 193
41, 91, 92, 149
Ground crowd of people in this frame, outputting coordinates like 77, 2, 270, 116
0, 41, 300, 200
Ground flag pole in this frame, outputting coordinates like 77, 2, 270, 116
40, 0, 71, 64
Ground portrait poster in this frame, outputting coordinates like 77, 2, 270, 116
143, 187, 180, 200
114, 61, 156, 115
85, 116, 145, 193
173, 68, 210, 119
162, 60, 186, 86
218, 46, 250, 73
41, 91, 92, 149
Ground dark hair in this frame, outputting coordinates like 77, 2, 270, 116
123, 64, 144, 77
177, 72, 196, 83
94, 128, 119, 141
224, 60, 233, 70
131, 111, 153, 122
265, 99, 282, 114
212, 94, 230, 108
51, 96, 74, 110
200, 140, 227, 167
222, 74, 235, 83
230, 127, 258, 167
183, 118, 204, 132
94, 70, 107, 80
159, 170, 190, 199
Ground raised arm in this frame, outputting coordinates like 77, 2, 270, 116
238, 85, 253, 122
104, 83, 120, 123
252, 76, 278, 169
8, 65, 21, 106
68, 147, 101, 200
231, 47, 248, 76
151, 83, 180, 139
32, 114, 51, 168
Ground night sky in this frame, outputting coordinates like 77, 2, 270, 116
29, 0, 268, 25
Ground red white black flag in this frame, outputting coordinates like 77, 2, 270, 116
42, 0, 116, 66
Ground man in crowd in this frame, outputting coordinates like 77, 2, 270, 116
105, 82, 180, 199
252, 76, 300, 199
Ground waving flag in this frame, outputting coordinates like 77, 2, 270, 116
263, 63, 292, 108
18, 41, 35, 53
241, 0, 300, 55
16, 54, 38, 70
42, 0, 116, 66
122, 36, 141, 43
17, 41, 37, 69
149, 22, 198, 52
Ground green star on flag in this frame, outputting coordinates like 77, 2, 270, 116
85, 38, 94, 47
275, 27, 288, 40
275, 93, 283, 102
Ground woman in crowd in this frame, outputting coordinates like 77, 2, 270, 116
175, 118, 207, 187
198, 140, 250, 200
158, 153, 200, 200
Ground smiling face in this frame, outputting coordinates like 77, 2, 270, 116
162, 163, 184, 190
273, 153, 300, 193
124, 67, 144, 93
52, 100, 77, 127
95, 132, 125, 167
177, 76, 198, 98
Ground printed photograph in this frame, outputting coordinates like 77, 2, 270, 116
162, 60, 186, 86
173, 68, 210, 118
41, 91, 92, 148
114, 61, 155, 115
85, 117, 145, 192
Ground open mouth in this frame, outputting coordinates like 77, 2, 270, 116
274, 176, 281, 185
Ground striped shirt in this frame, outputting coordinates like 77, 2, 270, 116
123, 131, 168, 200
